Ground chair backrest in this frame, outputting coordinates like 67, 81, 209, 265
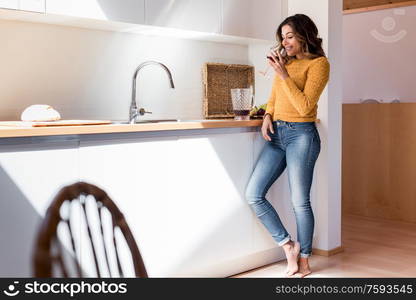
32, 182, 148, 278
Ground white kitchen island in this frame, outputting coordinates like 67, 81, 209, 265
0, 120, 309, 277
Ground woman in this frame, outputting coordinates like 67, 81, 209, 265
245, 14, 330, 278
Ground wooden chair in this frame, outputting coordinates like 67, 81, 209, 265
32, 181, 148, 278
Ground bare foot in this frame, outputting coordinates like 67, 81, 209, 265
282, 241, 300, 276
288, 257, 312, 278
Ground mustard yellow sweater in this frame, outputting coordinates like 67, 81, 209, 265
265, 56, 330, 122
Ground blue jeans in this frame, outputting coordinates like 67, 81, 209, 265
245, 120, 321, 258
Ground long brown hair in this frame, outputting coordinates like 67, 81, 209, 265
276, 14, 326, 63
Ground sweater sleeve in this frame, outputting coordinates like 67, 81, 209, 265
281, 57, 330, 117
265, 76, 278, 117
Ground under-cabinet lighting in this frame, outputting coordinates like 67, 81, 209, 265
121, 26, 218, 40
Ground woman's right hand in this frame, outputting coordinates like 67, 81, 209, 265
261, 114, 274, 141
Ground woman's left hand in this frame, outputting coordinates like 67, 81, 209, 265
268, 50, 289, 80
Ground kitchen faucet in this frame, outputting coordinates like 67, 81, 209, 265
130, 61, 175, 124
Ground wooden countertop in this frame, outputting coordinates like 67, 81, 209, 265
0, 119, 263, 138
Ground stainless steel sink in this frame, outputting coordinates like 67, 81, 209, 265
111, 119, 179, 124
177, 119, 222, 122
111, 119, 227, 124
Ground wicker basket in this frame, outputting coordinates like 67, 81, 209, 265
202, 63, 255, 119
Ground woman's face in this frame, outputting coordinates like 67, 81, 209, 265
281, 25, 302, 57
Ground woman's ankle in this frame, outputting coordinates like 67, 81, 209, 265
298, 257, 310, 266
282, 240, 294, 249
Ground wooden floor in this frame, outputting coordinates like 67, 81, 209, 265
231, 214, 416, 277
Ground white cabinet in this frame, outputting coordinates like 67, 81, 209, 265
223, 0, 283, 40
46, 0, 145, 24
168, 132, 254, 276
145, 0, 222, 33
78, 131, 258, 277
0, 0, 45, 12
79, 137, 179, 277
2, 0, 284, 40
145, 0, 282, 38
0, 142, 79, 276
0, 0, 18, 9
250, 0, 284, 40
222, 0, 251, 38
20, 0, 44, 12
0, 128, 310, 277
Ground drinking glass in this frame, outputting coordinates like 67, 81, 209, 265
259, 44, 282, 79
231, 88, 252, 120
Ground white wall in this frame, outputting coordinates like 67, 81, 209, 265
288, 0, 343, 253
248, 43, 276, 106
0, 20, 249, 121
343, 5, 416, 103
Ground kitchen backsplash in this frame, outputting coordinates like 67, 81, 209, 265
0, 19, 273, 121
